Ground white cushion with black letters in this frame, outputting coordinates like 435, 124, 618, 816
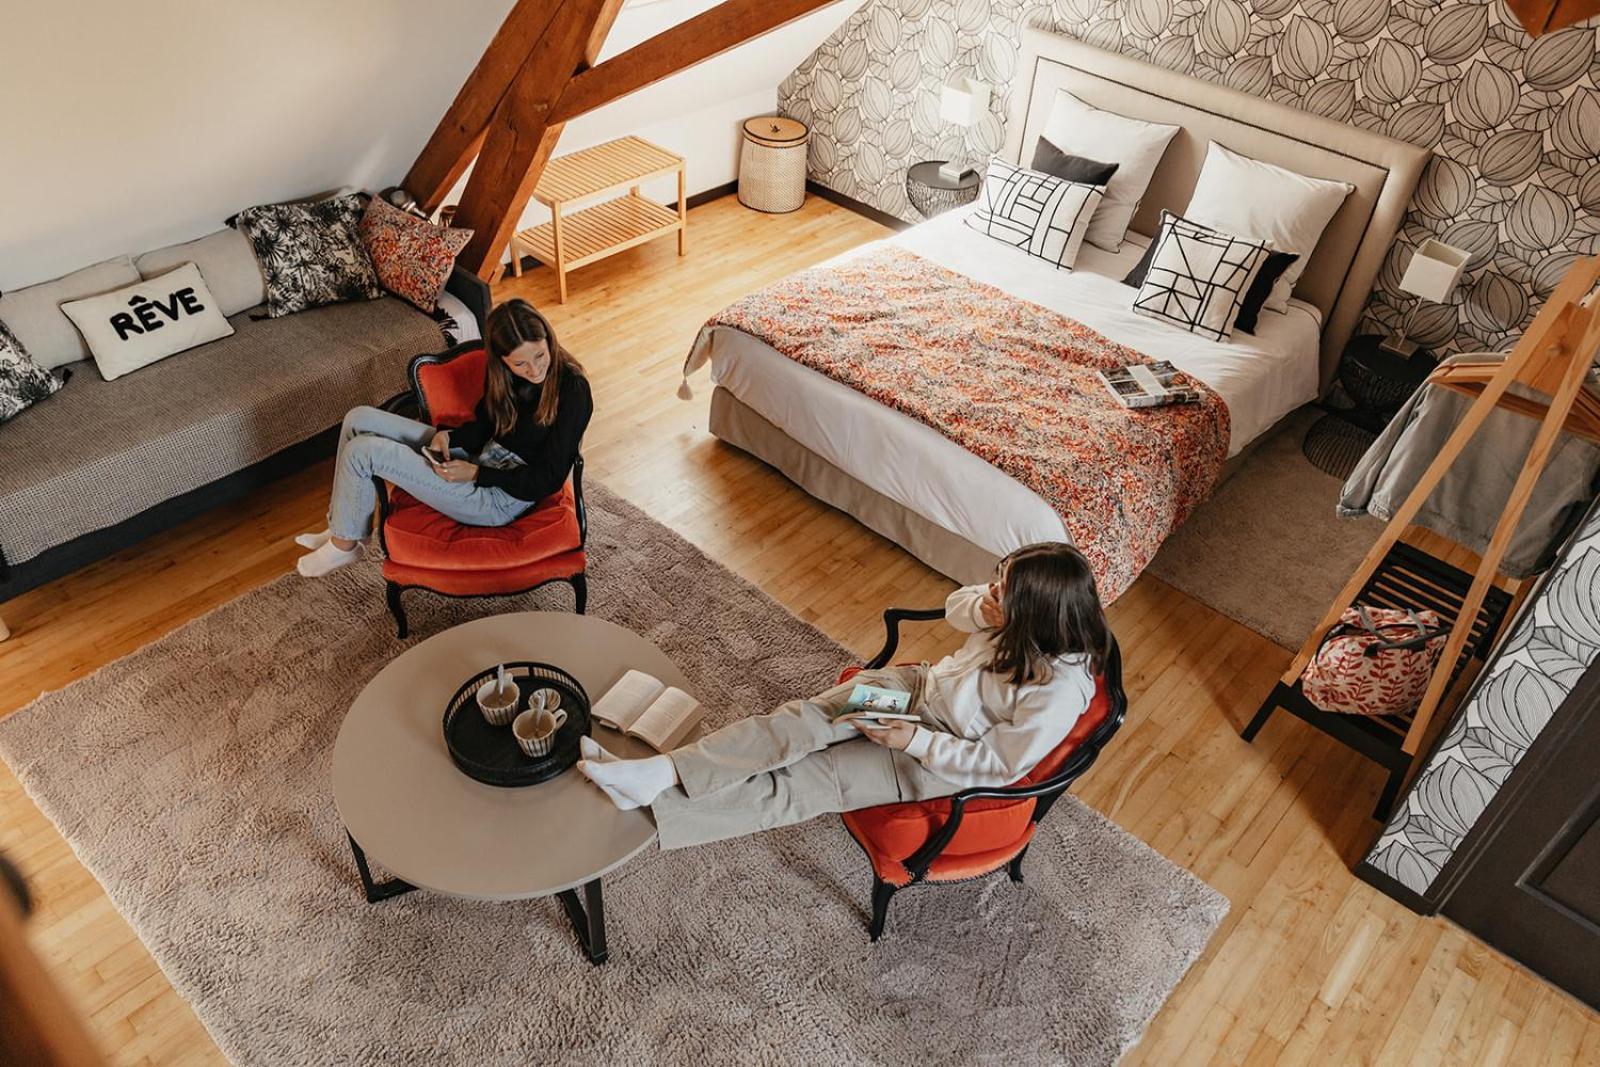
1131, 213, 1271, 341
964, 157, 1104, 270
59, 262, 235, 381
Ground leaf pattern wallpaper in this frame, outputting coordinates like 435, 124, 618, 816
1366, 505, 1600, 896
777, 1, 1600, 356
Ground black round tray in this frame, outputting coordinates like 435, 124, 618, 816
442, 661, 591, 788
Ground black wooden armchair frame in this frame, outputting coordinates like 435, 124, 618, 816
853, 607, 1128, 941
372, 343, 588, 639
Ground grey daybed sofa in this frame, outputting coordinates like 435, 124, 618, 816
0, 261, 488, 602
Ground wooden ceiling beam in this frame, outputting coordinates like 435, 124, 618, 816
403, 0, 563, 213
421, 0, 838, 279
550, 0, 836, 126
1504, 0, 1600, 35
450, 0, 615, 279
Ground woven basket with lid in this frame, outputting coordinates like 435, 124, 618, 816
738, 116, 809, 214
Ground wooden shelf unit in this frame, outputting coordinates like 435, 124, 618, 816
509, 136, 686, 302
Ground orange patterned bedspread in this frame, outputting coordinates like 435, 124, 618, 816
702, 247, 1230, 601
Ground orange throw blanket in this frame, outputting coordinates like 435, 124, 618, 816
704, 248, 1230, 601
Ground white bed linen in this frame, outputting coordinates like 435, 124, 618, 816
706, 203, 1322, 558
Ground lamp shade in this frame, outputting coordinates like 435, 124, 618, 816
939, 77, 991, 128
1398, 239, 1470, 303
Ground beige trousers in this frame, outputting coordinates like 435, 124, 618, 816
652, 666, 960, 850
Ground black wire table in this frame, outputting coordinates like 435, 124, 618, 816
906, 160, 981, 218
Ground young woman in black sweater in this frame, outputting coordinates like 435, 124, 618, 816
295, 299, 592, 577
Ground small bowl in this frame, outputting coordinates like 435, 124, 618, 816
476, 679, 522, 726
512, 706, 568, 758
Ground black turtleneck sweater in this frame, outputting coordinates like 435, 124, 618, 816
448, 372, 592, 502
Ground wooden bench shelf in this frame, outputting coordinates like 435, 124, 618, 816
509, 135, 686, 301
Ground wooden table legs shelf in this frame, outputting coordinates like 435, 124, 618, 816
509, 136, 687, 302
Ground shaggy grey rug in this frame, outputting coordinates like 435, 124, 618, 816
0, 483, 1226, 1067
1148, 409, 1383, 650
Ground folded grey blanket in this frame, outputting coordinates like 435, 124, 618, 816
1339, 354, 1600, 578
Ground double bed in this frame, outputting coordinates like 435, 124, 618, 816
687, 29, 1428, 592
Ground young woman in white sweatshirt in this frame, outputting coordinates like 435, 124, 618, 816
578, 541, 1111, 850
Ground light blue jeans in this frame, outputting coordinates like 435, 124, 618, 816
327, 406, 530, 541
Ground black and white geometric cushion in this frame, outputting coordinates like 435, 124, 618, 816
0, 317, 64, 424
1131, 212, 1271, 341
964, 157, 1104, 270
231, 194, 383, 318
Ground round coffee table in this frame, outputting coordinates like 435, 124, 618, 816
332, 611, 692, 964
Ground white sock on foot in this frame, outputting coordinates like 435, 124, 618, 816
296, 541, 362, 578
294, 529, 334, 550
579, 737, 618, 763
578, 754, 678, 809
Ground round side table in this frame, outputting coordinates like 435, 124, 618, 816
1303, 334, 1437, 479
906, 161, 980, 219
332, 611, 692, 963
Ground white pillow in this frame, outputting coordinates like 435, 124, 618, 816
1131, 214, 1271, 342
60, 262, 234, 381
965, 157, 1104, 270
1040, 89, 1178, 253
1183, 142, 1353, 314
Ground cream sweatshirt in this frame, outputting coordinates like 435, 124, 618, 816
901, 584, 1096, 789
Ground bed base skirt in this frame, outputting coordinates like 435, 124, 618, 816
709, 387, 1001, 584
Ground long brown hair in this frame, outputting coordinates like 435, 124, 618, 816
483, 299, 585, 435
987, 542, 1111, 685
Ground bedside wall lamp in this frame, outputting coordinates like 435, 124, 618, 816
1385, 238, 1470, 357
937, 77, 991, 183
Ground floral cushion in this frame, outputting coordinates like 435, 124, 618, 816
358, 197, 473, 312
231, 194, 383, 318
0, 317, 65, 423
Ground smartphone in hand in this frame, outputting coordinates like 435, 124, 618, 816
421, 445, 448, 466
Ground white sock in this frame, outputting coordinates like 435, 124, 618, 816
296, 541, 362, 578
579, 737, 618, 763
578, 754, 678, 810
294, 529, 333, 550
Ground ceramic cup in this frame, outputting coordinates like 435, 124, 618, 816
476, 678, 521, 726
512, 706, 568, 758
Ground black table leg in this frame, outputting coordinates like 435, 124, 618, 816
556, 878, 608, 964
348, 833, 416, 904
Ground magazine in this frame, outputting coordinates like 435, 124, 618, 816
590, 669, 705, 751
835, 683, 920, 724
1099, 360, 1203, 408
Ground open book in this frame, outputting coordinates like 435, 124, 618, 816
836, 683, 919, 724
591, 669, 705, 752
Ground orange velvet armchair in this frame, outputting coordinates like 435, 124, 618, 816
839, 607, 1127, 941
374, 342, 587, 638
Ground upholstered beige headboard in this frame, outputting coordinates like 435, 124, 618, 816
1003, 29, 1429, 389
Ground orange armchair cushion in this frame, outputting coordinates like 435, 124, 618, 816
415, 346, 487, 427
382, 481, 582, 572
382, 547, 585, 597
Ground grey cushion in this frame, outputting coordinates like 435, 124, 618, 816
0, 255, 141, 371
135, 229, 267, 317
0, 296, 445, 565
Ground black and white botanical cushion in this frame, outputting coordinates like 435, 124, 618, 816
964, 157, 1104, 270
0, 317, 65, 424
1130, 213, 1272, 341
231, 194, 382, 318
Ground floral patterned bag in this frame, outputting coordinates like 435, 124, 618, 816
1301, 606, 1449, 717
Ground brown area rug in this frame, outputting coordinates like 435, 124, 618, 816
0, 483, 1226, 1067
1148, 409, 1383, 650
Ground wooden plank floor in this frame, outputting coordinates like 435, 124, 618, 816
1, 195, 1596, 1065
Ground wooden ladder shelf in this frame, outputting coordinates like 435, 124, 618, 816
1244, 254, 1600, 819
